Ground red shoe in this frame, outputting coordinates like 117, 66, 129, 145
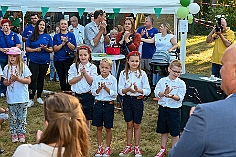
119, 144, 132, 156
134, 145, 142, 157
95, 146, 103, 157
154, 146, 166, 157
103, 147, 111, 156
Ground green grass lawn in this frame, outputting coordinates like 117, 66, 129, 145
0, 35, 215, 157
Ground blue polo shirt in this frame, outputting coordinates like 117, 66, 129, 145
137, 26, 158, 59
22, 24, 34, 39
26, 33, 53, 64
0, 31, 21, 59
53, 32, 76, 61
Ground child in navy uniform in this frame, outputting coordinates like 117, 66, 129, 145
68, 45, 97, 129
91, 58, 118, 157
118, 51, 151, 157
154, 59, 186, 157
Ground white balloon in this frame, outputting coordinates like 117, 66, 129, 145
188, 3, 200, 14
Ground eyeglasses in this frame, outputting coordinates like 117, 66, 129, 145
170, 68, 181, 74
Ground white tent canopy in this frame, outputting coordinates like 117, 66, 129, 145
1, 0, 180, 14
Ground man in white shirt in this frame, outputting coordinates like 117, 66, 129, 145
69, 16, 84, 48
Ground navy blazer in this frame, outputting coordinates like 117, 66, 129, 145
169, 93, 236, 157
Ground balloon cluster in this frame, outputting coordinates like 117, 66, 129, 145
177, 0, 200, 24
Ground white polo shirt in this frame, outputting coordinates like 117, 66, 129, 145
68, 62, 97, 94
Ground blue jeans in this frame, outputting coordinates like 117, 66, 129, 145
50, 60, 59, 81
212, 63, 222, 78
8, 103, 28, 135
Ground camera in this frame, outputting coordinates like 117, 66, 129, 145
215, 17, 223, 32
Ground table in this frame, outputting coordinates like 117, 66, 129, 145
180, 73, 224, 103
92, 53, 125, 78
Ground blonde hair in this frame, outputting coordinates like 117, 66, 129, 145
39, 93, 89, 157
100, 58, 113, 67
110, 29, 118, 34
169, 59, 182, 69
162, 22, 172, 34
7, 54, 24, 77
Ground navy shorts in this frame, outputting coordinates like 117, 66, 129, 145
92, 101, 114, 128
75, 92, 94, 120
156, 105, 181, 136
122, 95, 144, 124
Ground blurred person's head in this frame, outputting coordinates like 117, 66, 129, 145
94, 9, 106, 23
59, 19, 68, 32
124, 51, 141, 80
75, 45, 92, 66
39, 92, 89, 157
30, 13, 39, 26
159, 22, 172, 34
99, 58, 112, 77
123, 17, 135, 33
220, 18, 227, 33
220, 44, 236, 95
168, 59, 182, 80
70, 16, 79, 28
13, 11, 19, 18
144, 16, 154, 29
117, 25, 123, 32
109, 29, 118, 39
1, 19, 11, 33
30, 19, 47, 42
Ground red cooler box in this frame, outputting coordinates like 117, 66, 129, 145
106, 46, 120, 55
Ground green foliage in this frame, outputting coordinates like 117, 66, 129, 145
191, 0, 236, 35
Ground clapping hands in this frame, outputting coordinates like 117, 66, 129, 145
129, 82, 138, 93
80, 66, 87, 75
60, 36, 68, 45
164, 84, 174, 98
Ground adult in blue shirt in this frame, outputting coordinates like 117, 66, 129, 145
53, 19, 76, 91
22, 13, 39, 64
22, 13, 39, 42
26, 19, 53, 106
0, 19, 21, 96
137, 16, 158, 79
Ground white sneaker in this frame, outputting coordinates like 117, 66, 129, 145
0, 93, 5, 97
27, 100, 34, 107
37, 98, 44, 104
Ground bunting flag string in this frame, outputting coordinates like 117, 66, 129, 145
194, 18, 214, 28
200, 2, 235, 7
194, 18, 214, 24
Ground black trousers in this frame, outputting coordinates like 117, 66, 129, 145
54, 58, 73, 91
29, 61, 49, 99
